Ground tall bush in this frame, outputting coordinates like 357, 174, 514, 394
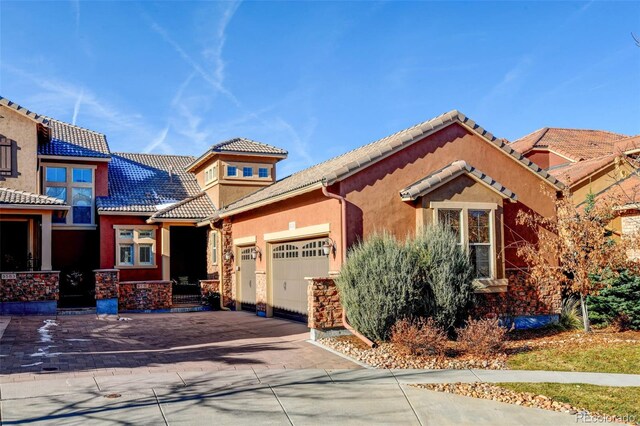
336, 226, 474, 341
336, 233, 423, 341
414, 225, 475, 330
587, 271, 640, 330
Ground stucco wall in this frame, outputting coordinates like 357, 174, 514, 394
525, 150, 570, 169
0, 106, 39, 192
98, 215, 162, 281
338, 123, 557, 269
230, 190, 343, 273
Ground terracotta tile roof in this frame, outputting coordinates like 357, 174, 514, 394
221, 110, 561, 216
588, 174, 640, 208
187, 137, 287, 171
399, 160, 517, 202
510, 127, 629, 161
613, 135, 640, 154
148, 193, 217, 221
548, 154, 617, 185
96, 153, 206, 214
0, 97, 47, 123
38, 118, 111, 158
0, 187, 67, 206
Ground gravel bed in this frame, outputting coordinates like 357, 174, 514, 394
318, 336, 506, 369
412, 382, 636, 425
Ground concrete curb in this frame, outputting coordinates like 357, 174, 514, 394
307, 339, 374, 369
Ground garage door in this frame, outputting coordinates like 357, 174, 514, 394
271, 238, 329, 321
239, 247, 256, 311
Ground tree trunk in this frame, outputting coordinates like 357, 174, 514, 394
580, 293, 591, 333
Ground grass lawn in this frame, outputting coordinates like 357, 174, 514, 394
497, 382, 640, 421
507, 343, 640, 374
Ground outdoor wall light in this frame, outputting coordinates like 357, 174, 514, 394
224, 250, 234, 261
251, 246, 262, 260
322, 238, 336, 257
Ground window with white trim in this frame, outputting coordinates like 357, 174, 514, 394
114, 226, 157, 267
211, 231, 218, 265
204, 164, 218, 184
44, 165, 95, 225
434, 203, 496, 279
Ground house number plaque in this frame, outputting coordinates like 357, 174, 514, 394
1, 273, 17, 280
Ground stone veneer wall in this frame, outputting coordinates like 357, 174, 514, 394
256, 272, 267, 317
221, 218, 234, 308
118, 280, 172, 311
307, 278, 343, 330
473, 269, 562, 318
0, 271, 60, 302
94, 269, 119, 300
200, 279, 220, 296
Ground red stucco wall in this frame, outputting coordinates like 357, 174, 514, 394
98, 215, 162, 281
525, 150, 570, 169
338, 123, 557, 268
230, 190, 342, 272
95, 162, 109, 197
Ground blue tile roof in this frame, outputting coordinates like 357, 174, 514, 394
38, 118, 111, 158
97, 153, 215, 219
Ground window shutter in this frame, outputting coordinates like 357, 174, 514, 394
0, 136, 14, 175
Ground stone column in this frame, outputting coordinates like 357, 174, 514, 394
221, 218, 235, 309
94, 269, 119, 315
307, 277, 347, 340
255, 271, 268, 317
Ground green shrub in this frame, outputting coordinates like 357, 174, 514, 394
587, 271, 640, 330
557, 297, 583, 331
336, 232, 423, 341
413, 225, 475, 331
336, 226, 474, 341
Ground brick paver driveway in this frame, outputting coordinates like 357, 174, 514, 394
0, 311, 358, 382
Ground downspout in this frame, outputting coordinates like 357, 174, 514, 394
322, 182, 376, 348
209, 219, 230, 311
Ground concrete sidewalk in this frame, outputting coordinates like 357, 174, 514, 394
2, 368, 635, 425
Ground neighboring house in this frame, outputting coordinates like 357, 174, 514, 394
204, 111, 565, 325
511, 128, 640, 239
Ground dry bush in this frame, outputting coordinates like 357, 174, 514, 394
456, 317, 509, 356
390, 317, 448, 356
611, 313, 633, 332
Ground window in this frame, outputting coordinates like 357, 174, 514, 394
258, 168, 269, 178
211, 232, 218, 265
435, 203, 496, 279
114, 226, 156, 268
227, 165, 237, 177
204, 165, 218, 184
243, 167, 253, 177
0, 135, 16, 177
44, 165, 95, 226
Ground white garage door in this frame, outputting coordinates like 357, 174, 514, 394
239, 247, 256, 311
271, 238, 329, 321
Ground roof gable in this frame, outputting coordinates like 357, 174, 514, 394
0, 97, 47, 124
0, 187, 68, 207
399, 160, 517, 202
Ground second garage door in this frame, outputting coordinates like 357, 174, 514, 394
271, 238, 329, 321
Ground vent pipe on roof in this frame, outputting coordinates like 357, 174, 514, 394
168, 165, 173, 183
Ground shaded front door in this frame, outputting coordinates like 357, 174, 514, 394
271, 239, 329, 322
0, 220, 28, 271
239, 247, 256, 311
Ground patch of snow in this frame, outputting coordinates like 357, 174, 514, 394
118, 317, 132, 321
21, 362, 43, 367
65, 338, 90, 342
38, 319, 58, 343
156, 200, 178, 210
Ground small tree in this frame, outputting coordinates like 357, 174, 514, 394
516, 186, 639, 332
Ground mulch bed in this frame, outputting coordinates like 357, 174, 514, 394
318, 328, 640, 370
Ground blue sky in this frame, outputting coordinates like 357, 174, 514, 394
1, 1, 639, 176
